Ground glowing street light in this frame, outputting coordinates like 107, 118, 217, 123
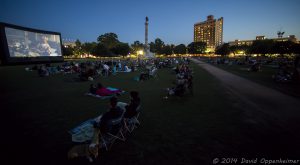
137, 50, 144, 55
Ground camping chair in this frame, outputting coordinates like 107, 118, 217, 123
123, 105, 141, 133
149, 67, 158, 78
107, 116, 126, 142
99, 112, 126, 151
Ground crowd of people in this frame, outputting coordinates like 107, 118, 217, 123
32, 55, 300, 163
83, 92, 140, 162
202, 55, 300, 83
64, 57, 195, 162
30, 58, 184, 80
165, 60, 193, 98
23, 55, 300, 162
94, 91, 141, 136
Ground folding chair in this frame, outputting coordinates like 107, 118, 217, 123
107, 117, 126, 142
124, 105, 141, 133
99, 112, 126, 151
149, 67, 158, 78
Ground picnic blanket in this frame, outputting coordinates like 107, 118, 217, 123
69, 115, 102, 143
85, 93, 114, 99
69, 102, 126, 143
85, 87, 125, 99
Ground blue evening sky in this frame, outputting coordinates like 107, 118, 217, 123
1, 0, 299, 45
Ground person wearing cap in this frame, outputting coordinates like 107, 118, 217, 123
124, 91, 141, 118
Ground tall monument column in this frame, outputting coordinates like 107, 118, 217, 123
145, 16, 149, 55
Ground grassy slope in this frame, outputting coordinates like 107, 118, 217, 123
213, 64, 300, 98
1, 62, 299, 165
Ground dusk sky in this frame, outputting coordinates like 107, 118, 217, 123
1, 0, 300, 45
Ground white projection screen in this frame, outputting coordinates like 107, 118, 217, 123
0, 22, 63, 64
5, 27, 62, 57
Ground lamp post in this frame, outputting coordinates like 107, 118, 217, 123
145, 17, 149, 57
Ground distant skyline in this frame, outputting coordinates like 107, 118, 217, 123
1, 0, 300, 45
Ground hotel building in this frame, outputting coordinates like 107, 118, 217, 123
194, 15, 223, 51
228, 35, 298, 46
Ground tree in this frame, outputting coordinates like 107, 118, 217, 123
292, 43, 300, 54
75, 39, 81, 47
215, 43, 230, 56
97, 33, 120, 49
249, 39, 274, 55
111, 42, 130, 57
188, 42, 206, 54
149, 42, 156, 53
229, 45, 238, 56
131, 41, 144, 54
73, 39, 83, 56
229, 45, 249, 56
62, 46, 74, 56
170, 44, 175, 54
161, 45, 172, 55
82, 42, 97, 55
273, 40, 295, 55
151, 38, 165, 54
174, 44, 187, 54
92, 43, 112, 57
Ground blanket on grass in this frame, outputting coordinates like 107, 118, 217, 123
69, 115, 102, 143
85, 87, 124, 99
85, 93, 114, 99
69, 102, 127, 143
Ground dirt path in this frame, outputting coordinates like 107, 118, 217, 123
191, 58, 300, 131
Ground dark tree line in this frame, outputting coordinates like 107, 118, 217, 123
63, 33, 130, 57
216, 39, 300, 56
63, 33, 208, 57
148, 38, 206, 55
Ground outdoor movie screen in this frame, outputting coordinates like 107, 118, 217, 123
5, 27, 62, 57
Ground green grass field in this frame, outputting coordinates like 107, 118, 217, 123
1, 62, 299, 165
212, 63, 300, 98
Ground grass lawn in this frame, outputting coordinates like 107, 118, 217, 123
1, 61, 299, 165
211, 63, 300, 98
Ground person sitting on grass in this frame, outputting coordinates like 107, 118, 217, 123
89, 84, 97, 95
92, 97, 124, 144
165, 71, 192, 98
139, 71, 149, 81
248, 62, 261, 72
186, 74, 193, 95
94, 97, 124, 136
38, 65, 49, 77
124, 91, 141, 118
95, 83, 122, 96
294, 55, 300, 81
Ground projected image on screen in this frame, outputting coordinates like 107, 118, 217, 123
5, 27, 62, 57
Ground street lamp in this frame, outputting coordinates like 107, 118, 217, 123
137, 50, 144, 58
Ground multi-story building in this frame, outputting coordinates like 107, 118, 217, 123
62, 39, 76, 48
228, 35, 298, 46
194, 15, 223, 51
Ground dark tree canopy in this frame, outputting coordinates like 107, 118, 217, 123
97, 33, 120, 49
82, 42, 97, 54
248, 39, 275, 55
188, 42, 206, 54
131, 41, 144, 54
149, 38, 165, 54
161, 45, 173, 55
62, 46, 74, 56
111, 42, 130, 57
215, 43, 230, 56
92, 43, 112, 57
73, 39, 83, 56
174, 44, 187, 54
229, 45, 250, 55
273, 40, 295, 55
